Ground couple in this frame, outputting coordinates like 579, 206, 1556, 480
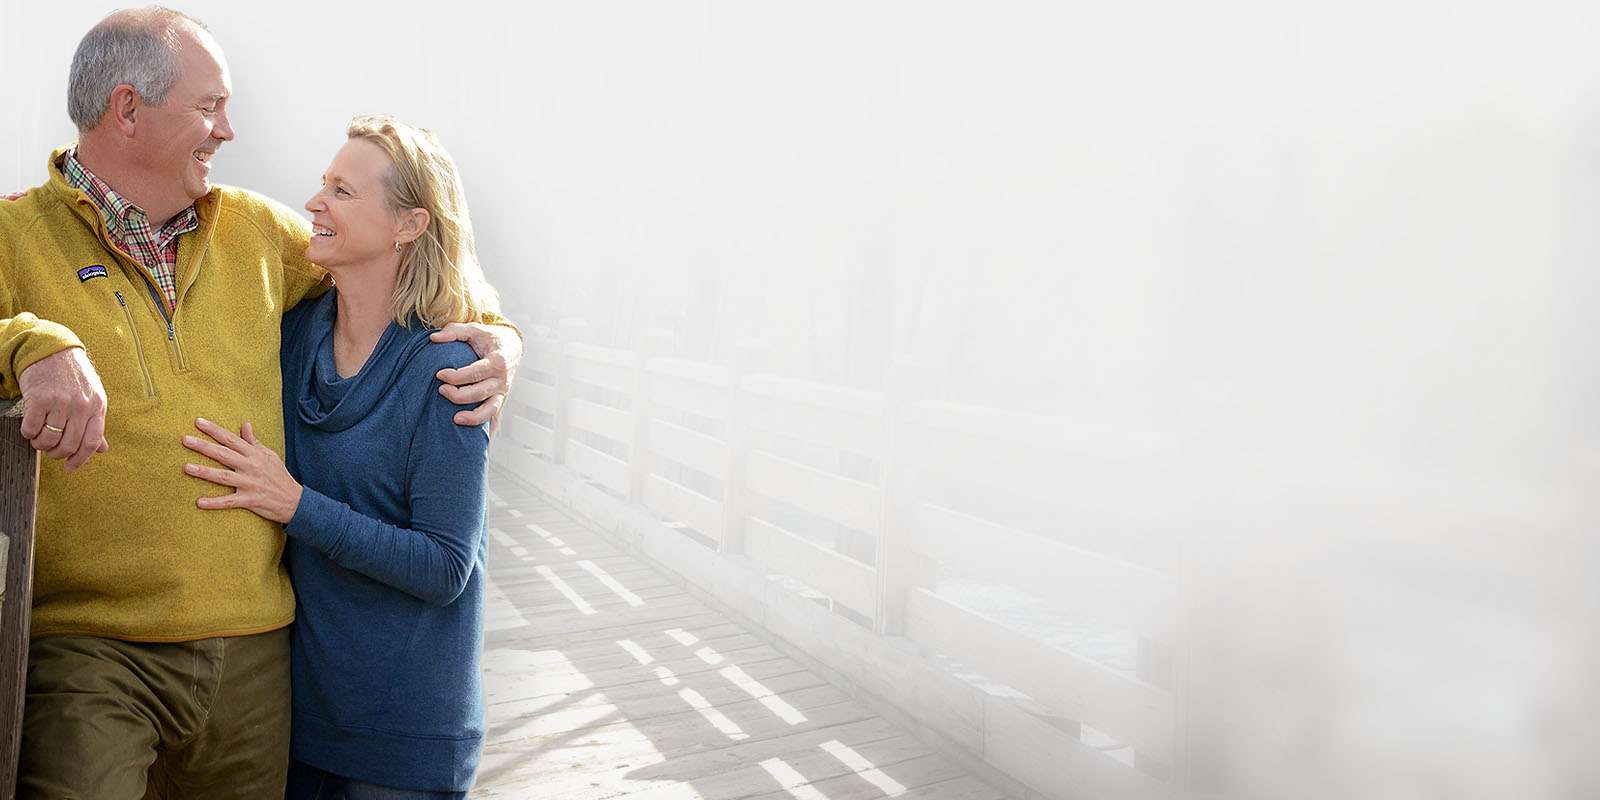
3, 7, 502, 799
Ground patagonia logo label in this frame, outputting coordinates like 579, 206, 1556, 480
78, 265, 108, 282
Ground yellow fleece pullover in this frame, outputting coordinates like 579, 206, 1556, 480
0, 148, 330, 641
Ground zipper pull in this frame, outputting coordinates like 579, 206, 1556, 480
114, 290, 126, 307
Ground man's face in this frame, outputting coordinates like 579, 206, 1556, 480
138, 30, 234, 208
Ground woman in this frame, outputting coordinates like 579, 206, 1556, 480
182, 114, 499, 799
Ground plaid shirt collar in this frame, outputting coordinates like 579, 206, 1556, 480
60, 147, 200, 251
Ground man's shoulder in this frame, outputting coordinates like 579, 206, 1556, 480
214, 184, 310, 238
0, 181, 63, 237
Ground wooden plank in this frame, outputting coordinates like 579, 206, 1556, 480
475, 708, 896, 800
482, 629, 771, 686
484, 641, 795, 708
488, 565, 670, 598
745, 516, 877, 618
741, 753, 983, 800
907, 587, 1173, 763
565, 342, 638, 370
483, 597, 713, 647
602, 733, 936, 800
484, 618, 762, 679
745, 448, 880, 535
565, 439, 630, 495
649, 371, 730, 421
515, 377, 557, 416
1, 402, 39, 795
984, 694, 1166, 800
643, 476, 724, 540
648, 417, 728, 478
487, 567, 686, 613
486, 660, 826, 741
528, 340, 562, 376
743, 388, 887, 459
915, 502, 1178, 644
509, 415, 554, 457
484, 609, 733, 654
646, 356, 731, 388
567, 345, 637, 394
908, 399, 1182, 520
742, 374, 885, 418
494, 671, 846, 748
916, 398, 1173, 453
568, 398, 634, 446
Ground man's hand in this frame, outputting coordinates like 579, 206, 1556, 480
18, 347, 109, 471
431, 321, 522, 432
1, 191, 26, 201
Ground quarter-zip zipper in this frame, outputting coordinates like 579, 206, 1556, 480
115, 291, 158, 398
139, 281, 188, 370
78, 199, 190, 373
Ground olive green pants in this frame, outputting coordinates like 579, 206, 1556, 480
17, 628, 291, 800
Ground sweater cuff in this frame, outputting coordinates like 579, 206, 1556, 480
285, 485, 343, 549
8, 318, 85, 390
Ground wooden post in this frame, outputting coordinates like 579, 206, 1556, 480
717, 339, 766, 555
1134, 636, 1176, 781
628, 329, 676, 504
552, 318, 588, 465
1, 398, 40, 798
1176, 532, 1341, 799
873, 360, 939, 636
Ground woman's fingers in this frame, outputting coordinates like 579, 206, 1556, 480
196, 493, 243, 510
182, 434, 245, 468
185, 463, 242, 487
194, 417, 248, 450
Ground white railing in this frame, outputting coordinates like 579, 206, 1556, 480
495, 323, 1183, 800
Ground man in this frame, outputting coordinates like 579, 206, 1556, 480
0, 7, 521, 797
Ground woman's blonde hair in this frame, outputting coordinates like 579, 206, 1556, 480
346, 114, 502, 328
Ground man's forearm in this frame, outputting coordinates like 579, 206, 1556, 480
0, 313, 84, 398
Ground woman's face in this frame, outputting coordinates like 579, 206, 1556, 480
304, 138, 404, 268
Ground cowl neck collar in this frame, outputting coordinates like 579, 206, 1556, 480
293, 290, 431, 432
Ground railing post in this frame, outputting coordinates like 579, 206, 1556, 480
1135, 634, 1176, 780
628, 329, 675, 505
1, 399, 40, 798
553, 318, 588, 465
717, 339, 766, 555
1177, 541, 1341, 798
873, 360, 939, 636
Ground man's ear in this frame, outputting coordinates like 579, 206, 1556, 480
397, 207, 431, 245
105, 84, 141, 137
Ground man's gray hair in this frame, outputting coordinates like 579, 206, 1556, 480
66, 6, 208, 132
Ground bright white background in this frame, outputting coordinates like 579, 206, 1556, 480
3, 1, 1598, 796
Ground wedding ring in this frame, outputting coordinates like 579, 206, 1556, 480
42, 423, 65, 433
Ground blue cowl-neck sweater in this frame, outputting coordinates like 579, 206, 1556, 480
280, 291, 488, 792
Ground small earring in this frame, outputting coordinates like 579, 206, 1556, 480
394, 241, 402, 253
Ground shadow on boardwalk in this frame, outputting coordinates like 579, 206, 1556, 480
469, 466, 1007, 800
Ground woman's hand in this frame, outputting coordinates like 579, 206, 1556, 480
183, 418, 303, 524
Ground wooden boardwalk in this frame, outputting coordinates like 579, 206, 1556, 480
471, 465, 1009, 800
